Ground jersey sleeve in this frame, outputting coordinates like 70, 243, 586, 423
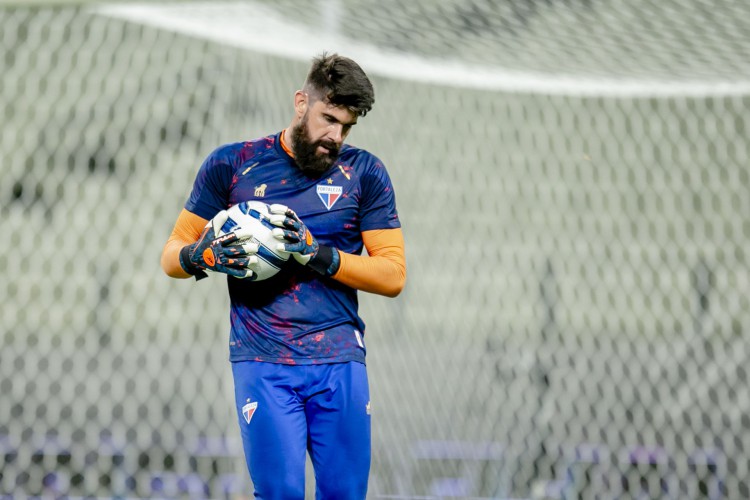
334, 228, 406, 297
359, 156, 401, 231
184, 144, 236, 220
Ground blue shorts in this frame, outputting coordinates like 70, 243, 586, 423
231, 361, 371, 500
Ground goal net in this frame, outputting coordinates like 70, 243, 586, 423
1, 1, 749, 498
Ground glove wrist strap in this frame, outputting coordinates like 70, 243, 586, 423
179, 245, 208, 281
308, 245, 340, 277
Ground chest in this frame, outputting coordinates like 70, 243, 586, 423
228, 160, 362, 246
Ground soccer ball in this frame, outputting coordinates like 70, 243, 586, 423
220, 201, 290, 281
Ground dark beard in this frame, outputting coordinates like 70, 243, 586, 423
290, 118, 340, 177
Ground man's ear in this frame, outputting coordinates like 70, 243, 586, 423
294, 91, 308, 118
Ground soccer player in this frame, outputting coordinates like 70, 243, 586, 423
160, 53, 406, 499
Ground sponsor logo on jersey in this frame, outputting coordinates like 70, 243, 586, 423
242, 162, 259, 175
242, 398, 258, 424
317, 184, 342, 210
254, 184, 267, 197
338, 164, 351, 180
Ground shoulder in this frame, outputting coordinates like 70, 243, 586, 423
208, 134, 280, 166
338, 145, 398, 206
338, 145, 387, 175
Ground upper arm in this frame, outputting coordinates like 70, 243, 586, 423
185, 145, 236, 220
359, 157, 401, 232
330, 155, 405, 296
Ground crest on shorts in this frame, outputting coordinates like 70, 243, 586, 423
317, 184, 343, 210
242, 399, 258, 424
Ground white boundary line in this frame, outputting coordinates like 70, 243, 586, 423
94, 2, 750, 98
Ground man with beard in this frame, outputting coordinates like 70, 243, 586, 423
160, 53, 406, 499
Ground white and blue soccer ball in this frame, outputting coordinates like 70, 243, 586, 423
219, 200, 290, 281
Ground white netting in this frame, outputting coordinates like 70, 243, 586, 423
1, 1, 749, 498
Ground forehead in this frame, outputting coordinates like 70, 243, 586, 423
309, 98, 357, 125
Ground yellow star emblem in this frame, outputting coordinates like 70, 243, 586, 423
327, 178, 333, 184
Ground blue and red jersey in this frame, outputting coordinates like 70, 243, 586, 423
185, 132, 400, 365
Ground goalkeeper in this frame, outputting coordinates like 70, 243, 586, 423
161, 52, 406, 499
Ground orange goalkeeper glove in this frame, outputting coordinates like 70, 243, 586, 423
268, 204, 340, 276
179, 210, 258, 280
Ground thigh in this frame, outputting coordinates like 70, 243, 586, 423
305, 362, 371, 500
232, 361, 307, 500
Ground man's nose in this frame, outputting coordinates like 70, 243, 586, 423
327, 124, 343, 143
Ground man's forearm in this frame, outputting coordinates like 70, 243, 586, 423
332, 228, 406, 297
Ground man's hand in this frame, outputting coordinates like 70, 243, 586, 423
268, 205, 319, 265
179, 210, 258, 280
268, 204, 340, 276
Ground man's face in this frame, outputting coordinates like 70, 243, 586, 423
291, 97, 357, 177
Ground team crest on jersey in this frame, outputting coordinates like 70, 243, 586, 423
242, 399, 258, 424
317, 184, 343, 210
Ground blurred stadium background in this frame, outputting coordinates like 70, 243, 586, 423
2, 0, 750, 498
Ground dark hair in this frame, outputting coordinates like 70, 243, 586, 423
304, 53, 375, 117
